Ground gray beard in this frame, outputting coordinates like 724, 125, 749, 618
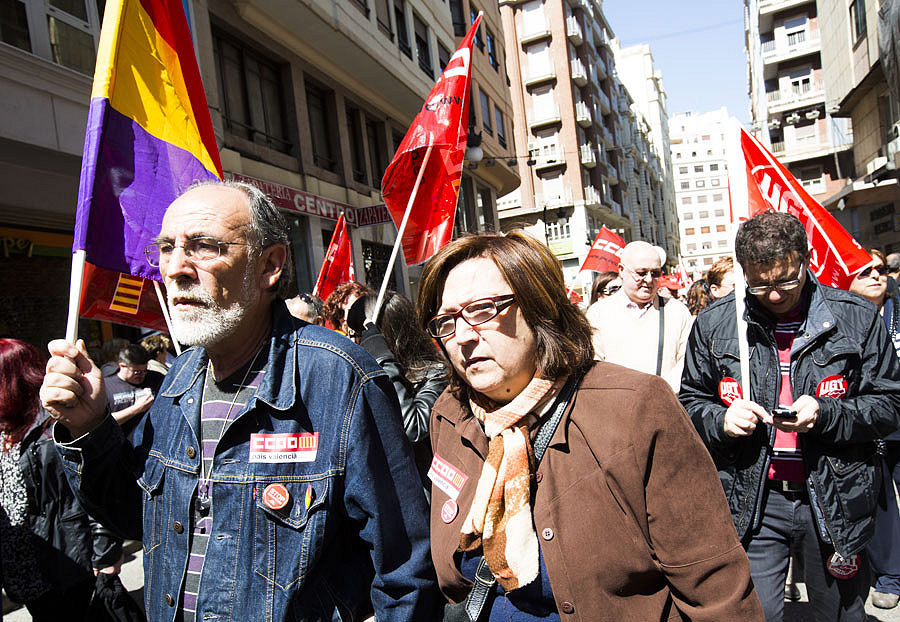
166, 272, 256, 348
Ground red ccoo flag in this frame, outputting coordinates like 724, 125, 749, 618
380, 14, 482, 265
728, 125, 871, 289
578, 226, 626, 274
313, 213, 355, 303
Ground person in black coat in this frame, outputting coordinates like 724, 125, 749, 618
0, 338, 122, 621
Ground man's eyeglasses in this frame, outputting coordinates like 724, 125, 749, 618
144, 236, 250, 267
746, 266, 804, 295
857, 264, 889, 279
625, 267, 662, 280
427, 295, 516, 339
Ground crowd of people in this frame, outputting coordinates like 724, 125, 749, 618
0, 179, 895, 621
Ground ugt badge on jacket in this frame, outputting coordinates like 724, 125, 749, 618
719, 377, 742, 406
816, 375, 848, 398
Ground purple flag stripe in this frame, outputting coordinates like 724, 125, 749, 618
74, 97, 219, 280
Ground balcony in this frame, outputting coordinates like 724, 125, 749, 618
760, 0, 810, 16
584, 185, 601, 206
580, 144, 596, 167
605, 196, 622, 217
771, 140, 785, 154
519, 26, 551, 46
524, 67, 557, 88
575, 100, 592, 126
600, 124, 614, 146
566, 14, 583, 45
539, 188, 574, 209
570, 57, 587, 86
606, 163, 618, 184
594, 54, 607, 80
531, 147, 565, 171
762, 31, 821, 65
597, 89, 610, 114
529, 109, 562, 130
767, 81, 825, 114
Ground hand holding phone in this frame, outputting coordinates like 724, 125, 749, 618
771, 407, 797, 421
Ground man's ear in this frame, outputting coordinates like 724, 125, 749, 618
259, 244, 287, 291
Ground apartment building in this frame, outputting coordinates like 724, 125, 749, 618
670, 108, 734, 274
745, 0, 853, 201
0, 0, 517, 346
613, 41, 679, 261
817, 0, 899, 253
497, 0, 671, 297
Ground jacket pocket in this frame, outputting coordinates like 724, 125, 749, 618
823, 446, 877, 524
253, 478, 330, 592
137, 456, 167, 554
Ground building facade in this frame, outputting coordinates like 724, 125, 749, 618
0, 0, 518, 346
816, 0, 899, 253
745, 0, 854, 203
670, 108, 735, 274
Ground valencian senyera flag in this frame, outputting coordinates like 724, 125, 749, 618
74, 0, 223, 283
381, 13, 482, 266
728, 125, 871, 290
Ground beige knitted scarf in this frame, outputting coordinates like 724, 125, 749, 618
459, 375, 566, 591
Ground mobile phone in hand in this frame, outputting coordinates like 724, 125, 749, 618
771, 407, 797, 421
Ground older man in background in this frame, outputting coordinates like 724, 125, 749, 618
585, 240, 693, 392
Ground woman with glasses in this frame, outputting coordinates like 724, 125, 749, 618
588, 271, 621, 305
418, 231, 762, 621
851, 249, 900, 610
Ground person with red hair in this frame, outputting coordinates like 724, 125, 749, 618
0, 338, 122, 621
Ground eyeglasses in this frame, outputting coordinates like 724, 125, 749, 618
857, 264, 889, 279
746, 266, 804, 295
427, 295, 516, 339
625, 266, 662, 280
603, 285, 621, 295
144, 236, 251, 267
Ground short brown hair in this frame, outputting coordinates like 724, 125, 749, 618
706, 256, 734, 288
417, 231, 593, 402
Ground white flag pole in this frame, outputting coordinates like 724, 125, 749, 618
65, 250, 87, 344
726, 119, 752, 400
153, 281, 181, 355
372, 137, 435, 321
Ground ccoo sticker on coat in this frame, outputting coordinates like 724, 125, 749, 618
428, 454, 468, 500
250, 432, 318, 463
816, 375, 847, 399
718, 377, 742, 406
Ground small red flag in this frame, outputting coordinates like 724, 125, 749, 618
728, 125, 871, 289
380, 14, 482, 265
578, 226, 626, 274
78, 262, 168, 331
313, 213, 355, 302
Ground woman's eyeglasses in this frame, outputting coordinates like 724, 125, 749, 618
857, 265, 889, 279
427, 295, 516, 339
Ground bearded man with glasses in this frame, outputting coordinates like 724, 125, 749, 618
585, 240, 693, 392
680, 210, 900, 622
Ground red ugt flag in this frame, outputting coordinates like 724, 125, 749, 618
381, 14, 482, 265
728, 125, 871, 289
313, 213, 355, 302
578, 226, 625, 274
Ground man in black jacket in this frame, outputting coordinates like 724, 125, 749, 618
680, 211, 900, 622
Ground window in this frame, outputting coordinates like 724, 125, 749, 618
682, 197, 693, 205
694, 165, 703, 173
413, 13, 432, 77
684, 228, 695, 236
699, 210, 709, 218
394, 0, 411, 58
794, 121, 816, 144
701, 135, 710, 141
306, 80, 338, 171
350, 0, 368, 17
716, 224, 726, 232
362, 240, 398, 290
676, 152, 682, 159
346, 105, 366, 183
1, 0, 32, 52
438, 42, 451, 71
495, 107, 506, 147
366, 117, 387, 189
214, 30, 291, 153
486, 29, 499, 71
697, 196, 708, 204
375, 0, 392, 37
449, 0, 466, 36
791, 72, 812, 96
696, 179, 705, 188
709, 163, 719, 171
480, 89, 493, 135
711, 178, 720, 186
683, 211, 693, 219
702, 241, 712, 250
679, 166, 688, 174
686, 243, 697, 251
850, 0, 866, 42
471, 6, 484, 51
717, 239, 728, 247
680, 181, 689, 190
701, 226, 711, 234
703, 257, 713, 266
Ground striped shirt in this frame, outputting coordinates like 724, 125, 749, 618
768, 312, 805, 482
181, 354, 267, 622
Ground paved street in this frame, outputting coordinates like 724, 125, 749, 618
4, 544, 900, 620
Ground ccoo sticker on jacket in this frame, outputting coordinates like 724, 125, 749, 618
816, 375, 847, 398
428, 455, 468, 500
250, 432, 318, 463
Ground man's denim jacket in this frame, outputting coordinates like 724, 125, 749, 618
56, 302, 439, 621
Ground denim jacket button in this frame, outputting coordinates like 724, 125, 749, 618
165, 593, 175, 607
173, 521, 184, 534
186, 446, 196, 459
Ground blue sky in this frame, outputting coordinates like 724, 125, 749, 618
603, 1, 750, 124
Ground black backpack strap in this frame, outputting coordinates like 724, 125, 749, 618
656, 297, 666, 377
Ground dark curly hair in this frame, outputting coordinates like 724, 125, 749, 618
321, 281, 375, 330
735, 210, 808, 268
686, 279, 711, 316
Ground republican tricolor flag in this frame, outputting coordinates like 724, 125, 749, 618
70, 0, 222, 333
381, 13, 482, 265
